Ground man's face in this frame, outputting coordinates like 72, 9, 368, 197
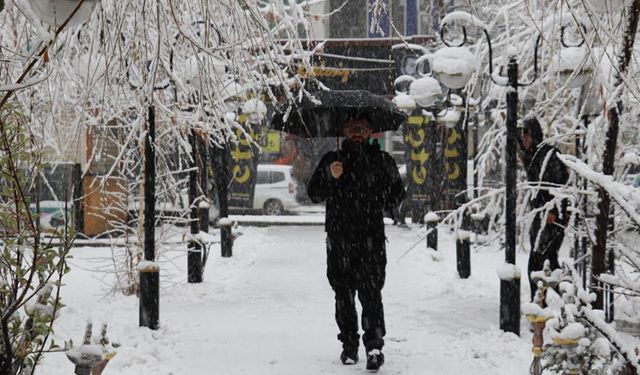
344, 118, 372, 144
520, 131, 533, 151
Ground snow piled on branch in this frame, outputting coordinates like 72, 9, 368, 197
558, 154, 640, 227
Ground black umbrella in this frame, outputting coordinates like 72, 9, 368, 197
271, 90, 407, 139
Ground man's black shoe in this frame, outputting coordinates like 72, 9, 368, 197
340, 348, 359, 365
366, 349, 384, 371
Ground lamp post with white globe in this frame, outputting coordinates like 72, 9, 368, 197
396, 71, 452, 252
400, 74, 442, 226
439, 11, 546, 336
430, 42, 476, 279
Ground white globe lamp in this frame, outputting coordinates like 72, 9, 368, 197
551, 47, 593, 89
431, 46, 475, 89
409, 77, 442, 108
393, 93, 416, 115
242, 98, 267, 124
28, 0, 100, 28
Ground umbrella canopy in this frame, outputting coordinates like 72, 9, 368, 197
272, 90, 407, 138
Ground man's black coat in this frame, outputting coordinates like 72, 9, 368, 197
307, 140, 406, 240
519, 117, 569, 218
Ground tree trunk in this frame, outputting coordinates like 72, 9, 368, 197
592, 0, 640, 309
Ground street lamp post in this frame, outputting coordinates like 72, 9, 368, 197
430, 44, 475, 279
401, 74, 442, 239
140, 105, 159, 330
501, 54, 521, 335
133, 69, 171, 331
439, 11, 545, 335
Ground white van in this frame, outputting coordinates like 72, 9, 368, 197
181, 164, 300, 216
252, 164, 299, 215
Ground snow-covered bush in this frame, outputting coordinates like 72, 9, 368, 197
529, 263, 640, 374
0, 105, 72, 374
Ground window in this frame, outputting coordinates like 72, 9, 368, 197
270, 172, 286, 184
256, 171, 271, 184
392, 0, 406, 36
329, 0, 367, 38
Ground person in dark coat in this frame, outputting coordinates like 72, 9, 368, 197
307, 112, 406, 371
518, 116, 570, 301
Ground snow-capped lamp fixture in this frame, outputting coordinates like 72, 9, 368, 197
409, 76, 442, 108
551, 46, 593, 89
439, 107, 461, 129
242, 98, 267, 124
393, 75, 415, 95
392, 93, 416, 115
183, 53, 227, 94
393, 75, 417, 114
28, 0, 101, 29
550, 21, 592, 89
431, 46, 475, 89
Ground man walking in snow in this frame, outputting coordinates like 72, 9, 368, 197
307, 111, 405, 371
518, 116, 570, 301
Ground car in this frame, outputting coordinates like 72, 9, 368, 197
251, 164, 300, 215
29, 201, 71, 231
179, 164, 300, 218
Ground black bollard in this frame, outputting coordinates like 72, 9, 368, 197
139, 264, 159, 329
424, 212, 439, 251
213, 145, 233, 258
456, 231, 471, 279
219, 218, 233, 257
498, 263, 521, 336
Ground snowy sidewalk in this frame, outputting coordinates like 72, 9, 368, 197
46, 225, 534, 374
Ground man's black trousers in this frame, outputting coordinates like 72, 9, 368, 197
528, 216, 565, 301
326, 236, 386, 353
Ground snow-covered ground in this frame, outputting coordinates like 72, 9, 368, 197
44, 223, 539, 374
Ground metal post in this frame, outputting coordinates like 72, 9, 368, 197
213, 145, 233, 257
73, 163, 83, 235
581, 115, 589, 290
574, 126, 582, 270
424, 212, 439, 251
456, 232, 471, 279
456, 102, 471, 279
140, 105, 159, 330
198, 134, 209, 270
473, 114, 478, 200
500, 57, 520, 336
605, 248, 615, 323
188, 128, 203, 283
